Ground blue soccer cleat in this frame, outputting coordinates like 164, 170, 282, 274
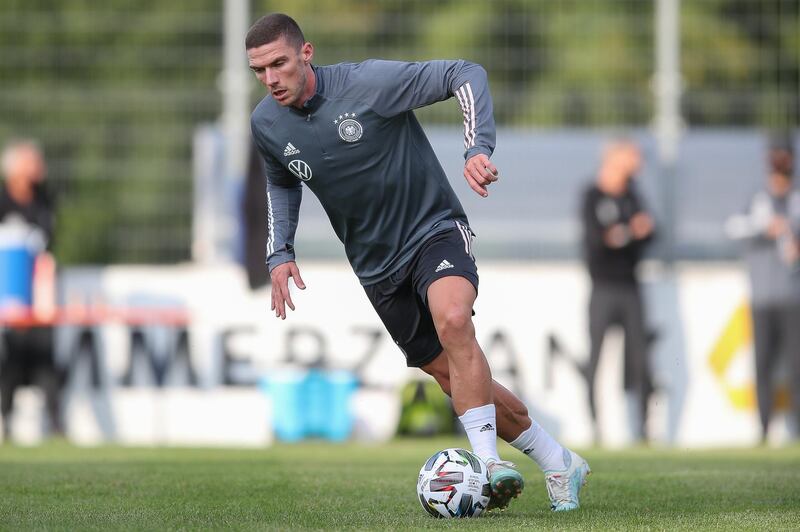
485, 459, 525, 512
544, 449, 591, 512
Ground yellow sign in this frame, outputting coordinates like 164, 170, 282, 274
708, 302, 789, 411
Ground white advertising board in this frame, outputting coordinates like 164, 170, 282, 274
5, 261, 788, 448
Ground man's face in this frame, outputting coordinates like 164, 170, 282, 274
10, 146, 46, 186
247, 36, 313, 108
624, 145, 642, 177
769, 148, 794, 177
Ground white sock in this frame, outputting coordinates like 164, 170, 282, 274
458, 404, 501, 464
510, 418, 568, 472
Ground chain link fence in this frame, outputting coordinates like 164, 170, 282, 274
1, 0, 797, 263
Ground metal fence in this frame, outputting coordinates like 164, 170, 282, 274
0, 1, 223, 264
1, 1, 798, 264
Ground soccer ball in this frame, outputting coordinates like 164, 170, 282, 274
416, 448, 491, 518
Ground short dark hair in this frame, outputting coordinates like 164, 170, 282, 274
768, 131, 795, 176
245, 13, 305, 50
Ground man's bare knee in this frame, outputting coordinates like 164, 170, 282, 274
435, 307, 474, 348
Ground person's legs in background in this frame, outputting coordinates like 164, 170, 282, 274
30, 327, 64, 436
781, 304, 800, 440
0, 328, 63, 441
1, 330, 26, 441
752, 306, 779, 442
586, 283, 617, 443
620, 284, 651, 443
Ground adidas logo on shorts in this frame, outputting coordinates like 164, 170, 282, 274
283, 142, 300, 157
435, 259, 454, 273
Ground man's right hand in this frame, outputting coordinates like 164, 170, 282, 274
630, 212, 654, 240
270, 261, 306, 320
464, 153, 499, 197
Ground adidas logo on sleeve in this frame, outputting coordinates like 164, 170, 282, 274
283, 142, 300, 157
435, 259, 454, 273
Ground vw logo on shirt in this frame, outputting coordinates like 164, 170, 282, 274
288, 159, 313, 181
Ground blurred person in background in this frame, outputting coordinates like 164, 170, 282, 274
0, 140, 62, 441
580, 140, 655, 444
725, 133, 800, 443
241, 138, 270, 290
246, 13, 590, 512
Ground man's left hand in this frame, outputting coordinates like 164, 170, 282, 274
464, 153, 498, 197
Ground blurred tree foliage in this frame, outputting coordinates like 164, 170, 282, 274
1, 0, 797, 264
0, 0, 222, 264
682, 0, 799, 127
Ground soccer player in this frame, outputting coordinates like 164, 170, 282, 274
246, 13, 590, 512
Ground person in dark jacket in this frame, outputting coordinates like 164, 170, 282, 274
241, 138, 270, 290
0, 140, 62, 441
581, 140, 655, 443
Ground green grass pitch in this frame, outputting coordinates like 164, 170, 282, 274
1, 437, 798, 530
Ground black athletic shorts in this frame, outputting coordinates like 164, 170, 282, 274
363, 222, 479, 368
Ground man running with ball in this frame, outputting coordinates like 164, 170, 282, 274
246, 13, 590, 512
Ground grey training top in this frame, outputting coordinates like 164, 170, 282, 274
726, 187, 800, 307
250, 59, 495, 285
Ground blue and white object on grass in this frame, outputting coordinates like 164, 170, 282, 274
259, 369, 357, 442
417, 448, 491, 518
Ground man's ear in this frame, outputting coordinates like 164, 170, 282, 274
301, 42, 314, 64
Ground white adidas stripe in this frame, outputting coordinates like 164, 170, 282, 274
455, 89, 469, 150
464, 83, 476, 148
266, 190, 275, 256
456, 221, 472, 257
455, 83, 476, 150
